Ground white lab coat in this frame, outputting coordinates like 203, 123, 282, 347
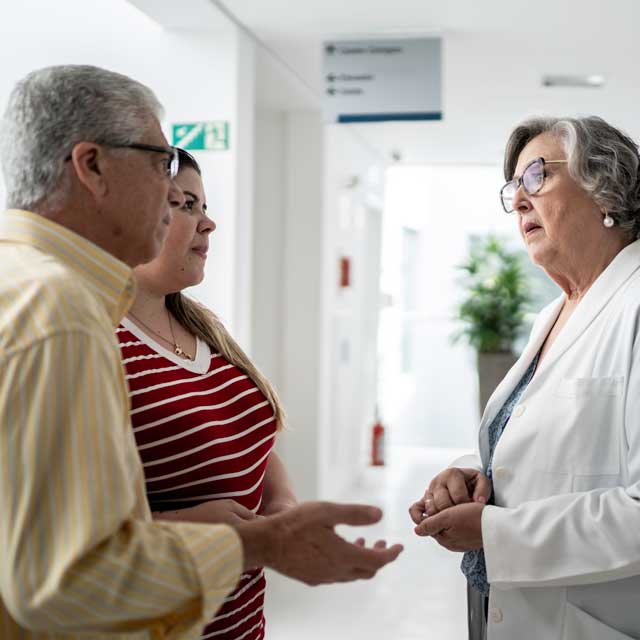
455, 239, 640, 639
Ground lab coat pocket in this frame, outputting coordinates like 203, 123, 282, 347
563, 602, 636, 640
539, 377, 624, 476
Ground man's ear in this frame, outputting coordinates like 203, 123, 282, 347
68, 142, 110, 198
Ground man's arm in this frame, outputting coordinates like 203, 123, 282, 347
0, 330, 242, 638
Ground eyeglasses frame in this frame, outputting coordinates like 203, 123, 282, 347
65, 142, 179, 179
500, 157, 568, 214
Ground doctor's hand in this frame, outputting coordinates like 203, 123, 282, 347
408, 467, 492, 524
414, 502, 485, 552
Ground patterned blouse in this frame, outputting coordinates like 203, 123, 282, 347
461, 351, 541, 595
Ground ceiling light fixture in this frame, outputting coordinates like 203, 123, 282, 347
542, 74, 605, 88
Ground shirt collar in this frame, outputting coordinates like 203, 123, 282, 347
0, 209, 136, 326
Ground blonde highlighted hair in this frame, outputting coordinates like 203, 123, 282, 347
165, 292, 286, 430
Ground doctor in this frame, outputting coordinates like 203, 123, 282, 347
410, 115, 640, 640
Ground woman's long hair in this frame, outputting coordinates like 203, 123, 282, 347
166, 148, 286, 430
165, 292, 286, 430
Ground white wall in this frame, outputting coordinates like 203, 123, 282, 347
251, 108, 325, 500
0, 0, 244, 333
319, 126, 386, 499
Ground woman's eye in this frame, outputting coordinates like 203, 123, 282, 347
182, 199, 196, 212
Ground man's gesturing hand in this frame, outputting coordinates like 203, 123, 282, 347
235, 501, 403, 585
409, 467, 491, 523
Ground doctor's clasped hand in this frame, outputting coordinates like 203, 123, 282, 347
409, 467, 491, 552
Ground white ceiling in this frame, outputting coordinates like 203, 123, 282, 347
216, 0, 640, 165
141, 0, 640, 165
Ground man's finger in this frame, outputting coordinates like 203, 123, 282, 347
354, 537, 366, 547
320, 503, 383, 527
342, 540, 404, 570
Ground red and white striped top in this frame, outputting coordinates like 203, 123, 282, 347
117, 317, 277, 640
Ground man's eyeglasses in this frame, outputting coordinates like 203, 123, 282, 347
500, 157, 568, 213
65, 142, 179, 179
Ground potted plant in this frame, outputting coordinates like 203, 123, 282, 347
454, 234, 532, 412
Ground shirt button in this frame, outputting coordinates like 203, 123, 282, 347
513, 404, 525, 417
489, 607, 503, 623
494, 467, 509, 480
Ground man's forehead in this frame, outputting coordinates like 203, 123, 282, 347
142, 117, 169, 145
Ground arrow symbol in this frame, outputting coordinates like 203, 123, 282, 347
326, 87, 336, 96
325, 44, 336, 55
326, 74, 336, 82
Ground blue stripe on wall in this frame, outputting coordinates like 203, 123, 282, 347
338, 111, 443, 123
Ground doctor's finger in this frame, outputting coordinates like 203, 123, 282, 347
432, 486, 456, 512
472, 474, 492, 503
409, 500, 426, 524
444, 471, 472, 505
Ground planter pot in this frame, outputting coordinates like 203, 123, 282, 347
477, 351, 518, 414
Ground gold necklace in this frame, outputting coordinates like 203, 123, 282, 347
128, 308, 193, 361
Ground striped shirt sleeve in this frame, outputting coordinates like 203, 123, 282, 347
0, 328, 242, 639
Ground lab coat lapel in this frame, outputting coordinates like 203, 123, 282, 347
477, 299, 562, 462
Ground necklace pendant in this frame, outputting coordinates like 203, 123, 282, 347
174, 344, 185, 357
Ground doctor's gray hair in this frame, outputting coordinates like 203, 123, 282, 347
0, 65, 163, 211
504, 116, 640, 239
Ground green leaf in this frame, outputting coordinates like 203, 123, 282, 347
453, 234, 532, 353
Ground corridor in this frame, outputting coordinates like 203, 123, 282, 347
265, 446, 469, 639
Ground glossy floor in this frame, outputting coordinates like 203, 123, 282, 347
264, 447, 470, 639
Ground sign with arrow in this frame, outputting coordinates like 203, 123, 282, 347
323, 37, 442, 124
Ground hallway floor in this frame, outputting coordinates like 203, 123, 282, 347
264, 447, 469, 639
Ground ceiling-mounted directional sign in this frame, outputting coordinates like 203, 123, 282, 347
323, 37, 442, 124
172, 121, 229, 151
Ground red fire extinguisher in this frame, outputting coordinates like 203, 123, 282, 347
371, 408, 385, 466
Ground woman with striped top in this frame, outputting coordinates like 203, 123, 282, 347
117, 149, 296, 640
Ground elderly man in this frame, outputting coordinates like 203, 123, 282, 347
0, 65, 402, 640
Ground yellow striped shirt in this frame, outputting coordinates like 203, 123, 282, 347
0, 210, 242, 640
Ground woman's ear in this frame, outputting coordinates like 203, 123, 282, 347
68, 142, 109, 198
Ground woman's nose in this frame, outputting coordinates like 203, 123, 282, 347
512, 184, 532, 214
199, 215, 216, 234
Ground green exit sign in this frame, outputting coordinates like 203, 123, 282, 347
172, 121, 229, 151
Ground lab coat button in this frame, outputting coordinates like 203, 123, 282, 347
513, 404, 525, 417
494, 466, 508, 480
489, 607, 503, 623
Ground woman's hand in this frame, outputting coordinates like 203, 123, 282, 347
154, 499, 258, 525
259, 498, 297, 517
414, 502, 485, 551
409, 467, 492, 524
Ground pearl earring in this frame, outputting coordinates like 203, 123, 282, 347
603, 214, 615, 228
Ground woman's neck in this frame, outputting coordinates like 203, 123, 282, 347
545, 235, 631, 303
128, 279, 168, 323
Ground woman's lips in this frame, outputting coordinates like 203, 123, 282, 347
191, 247, 208, 258
523, 221, 542, 235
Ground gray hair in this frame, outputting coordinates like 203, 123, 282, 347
504, 116, 640, 239
0, 65, 163, 211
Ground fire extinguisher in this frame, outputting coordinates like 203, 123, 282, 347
371, 408, 385, 466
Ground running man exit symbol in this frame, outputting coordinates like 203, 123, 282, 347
172, 121, 229, 151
